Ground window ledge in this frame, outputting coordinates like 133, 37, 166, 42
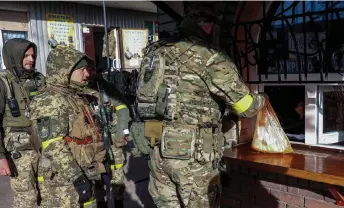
223, 143, 344, 187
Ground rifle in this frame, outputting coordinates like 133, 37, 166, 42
101, 1, 116, 207
97, 80, 116, 208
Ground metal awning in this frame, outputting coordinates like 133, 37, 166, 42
70, 1, 158, 13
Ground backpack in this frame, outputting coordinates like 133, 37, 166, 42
130, 37, 203, 158
124, 39, 178, 158
136, 36, 205, 120
136, 39, 183, 120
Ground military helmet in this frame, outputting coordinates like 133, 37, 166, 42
184, 3, 223, 23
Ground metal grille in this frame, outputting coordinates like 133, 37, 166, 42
232, 1, 344, 84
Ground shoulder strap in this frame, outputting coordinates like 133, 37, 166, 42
34, 72, 46, 87
0, 72, 11, 99
0, 74, 7, 116
41, 86, 80, 113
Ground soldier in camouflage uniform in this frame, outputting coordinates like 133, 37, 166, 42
101, 29, 129, 205
134, 4, 267, 208
29, 46, 129, 207
0, 38, 45, 208
102, 30, 117, 61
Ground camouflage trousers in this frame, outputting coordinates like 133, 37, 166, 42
4, 128, 39, 208
148, 146, 222, 208
111, 145, 125, 200
37, 182, 97, 208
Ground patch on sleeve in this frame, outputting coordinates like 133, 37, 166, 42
36, 117, 51, 141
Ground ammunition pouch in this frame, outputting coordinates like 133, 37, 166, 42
137, 84, 170, 119
37, 156, 53, 185
136, 50, 178, 120
196, 124, 224, 164
73, 174, 93, 204
66, 139, 106, 173
6, 127, 34, 152
129, 122, 152, 157
161, 124, 197, 160
155, 84, 169, 117
159, 123, 224, 162
83, 161, 105, 181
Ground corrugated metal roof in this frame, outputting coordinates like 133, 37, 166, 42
28, 1, 156, 75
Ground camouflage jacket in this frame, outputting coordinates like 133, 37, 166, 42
0, 39, 45, 158
138, 35, 265, 126
29, 46, 107, 184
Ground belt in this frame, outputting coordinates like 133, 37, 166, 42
197, 123, 219, 129
10, 126, 29, 133
64, 136, 93, 145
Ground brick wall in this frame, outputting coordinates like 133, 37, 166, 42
221, 164, 344, 208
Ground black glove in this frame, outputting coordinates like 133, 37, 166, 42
73, 174, 93, 204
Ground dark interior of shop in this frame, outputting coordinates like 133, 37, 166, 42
264, 85, 305, 142
92, 27, 107, 71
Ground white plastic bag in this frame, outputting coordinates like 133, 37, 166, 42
251, 101, 293, 153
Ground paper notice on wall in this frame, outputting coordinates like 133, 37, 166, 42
129, 58, 139, 67
121, 28, 149, 71
46, 13, 75, 49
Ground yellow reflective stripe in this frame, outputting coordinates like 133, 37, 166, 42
42, 136, 63, 150
29, 91, 37, 96
83, 197, 96, 206
115, 104, 127, 111
110, 163, 123, 170
232, 94, 254, 114
115, 163, 124, 169
37, 176, 44, 183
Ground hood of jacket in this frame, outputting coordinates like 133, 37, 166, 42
45, 45, 95, 90
178, 19, 221, 49
2, 38, 37, 78
179, 20, 210, 42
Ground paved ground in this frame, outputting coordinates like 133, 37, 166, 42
0, 151, 155, 208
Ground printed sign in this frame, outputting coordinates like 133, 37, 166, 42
267, 31, 326, 74
46, 13, 75, 48
120, 28, 149, 71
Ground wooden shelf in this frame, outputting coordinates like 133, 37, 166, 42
223, 143, 344, 187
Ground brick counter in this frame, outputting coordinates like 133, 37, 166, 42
221, 164, 343, 208
220, 142, 344, 208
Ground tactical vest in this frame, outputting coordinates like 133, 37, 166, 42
64, 92, 106, 176
0, 71, 44, 128
37, 87, 106, 183
134, 39, 224, 163
136, 40, 222, 125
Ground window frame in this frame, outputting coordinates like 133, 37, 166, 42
0, 30, 4, 70
239, 1, 344, 150
254, 78, 344, 150
0, 30, 29, 70
317, 84, 344, 145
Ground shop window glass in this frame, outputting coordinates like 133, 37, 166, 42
318, 86, 344, 146
2, 30, 28, 43
0, 30, 28, 70
262, 1, 344, 147
265, 86, 305, 143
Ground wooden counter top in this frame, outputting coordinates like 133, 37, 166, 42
223, 143, 344, 187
